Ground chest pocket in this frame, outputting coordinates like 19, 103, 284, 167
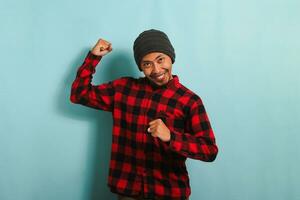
156, 111, 185, 133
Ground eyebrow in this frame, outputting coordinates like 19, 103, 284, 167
141, 54, 164, 63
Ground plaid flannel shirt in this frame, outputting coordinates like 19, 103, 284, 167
70, 51, 218, 200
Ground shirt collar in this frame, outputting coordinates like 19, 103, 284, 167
144, 75, 180, 90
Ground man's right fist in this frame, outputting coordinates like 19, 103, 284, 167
91, 39, 112, 57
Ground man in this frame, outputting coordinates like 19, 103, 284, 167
70, 29, 218, 200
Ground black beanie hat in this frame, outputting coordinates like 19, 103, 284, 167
133, 29, 175, 71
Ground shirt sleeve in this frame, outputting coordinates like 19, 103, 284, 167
70, 51, 115, 112
168, 98, 218, 162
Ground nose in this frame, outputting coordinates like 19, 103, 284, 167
152, 62, 161, 73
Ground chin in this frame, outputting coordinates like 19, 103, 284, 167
153, 79, 169, 86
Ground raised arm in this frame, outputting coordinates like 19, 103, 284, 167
70, 39, 115, 112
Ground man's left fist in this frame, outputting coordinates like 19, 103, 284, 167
147, 118, 171, 142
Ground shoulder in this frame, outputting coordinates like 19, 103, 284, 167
176, 82, 204, 110
110, 76, 144, 91
111, 76, 137, 85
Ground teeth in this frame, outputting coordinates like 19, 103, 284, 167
155, 73, 164, 80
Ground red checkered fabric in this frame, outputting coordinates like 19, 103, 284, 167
70, 51, 218, 200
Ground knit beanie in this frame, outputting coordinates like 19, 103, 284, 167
133, 29, 175, 71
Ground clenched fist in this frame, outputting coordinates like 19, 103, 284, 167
91, 38, 113, 57
147, 119, 171, 142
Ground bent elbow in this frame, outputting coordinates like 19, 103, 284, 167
70, 93, 78, 104
70, 90, 86, 104
70, 86, 87, 104
207, 153, 217, 162
205, 145, 219, 162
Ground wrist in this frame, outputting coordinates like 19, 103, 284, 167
88, 50, 102, 60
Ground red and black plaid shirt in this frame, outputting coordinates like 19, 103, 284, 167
70, 51, 218, 200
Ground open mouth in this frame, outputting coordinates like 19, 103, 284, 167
152, 72, 165, 81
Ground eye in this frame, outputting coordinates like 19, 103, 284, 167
142, 62, 151, 68
157, 57, 165, 64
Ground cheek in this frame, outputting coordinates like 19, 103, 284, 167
163, 64, 172, 71
142, 70, 151, 76
163, 60, 172, 71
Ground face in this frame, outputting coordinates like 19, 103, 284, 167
140, 52, 173, 86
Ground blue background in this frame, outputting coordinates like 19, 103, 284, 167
1, 0, 299, 200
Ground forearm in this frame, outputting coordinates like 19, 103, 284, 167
169, 130, 218, 162
167, 99, 218, 162
70, 51, 102, 104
